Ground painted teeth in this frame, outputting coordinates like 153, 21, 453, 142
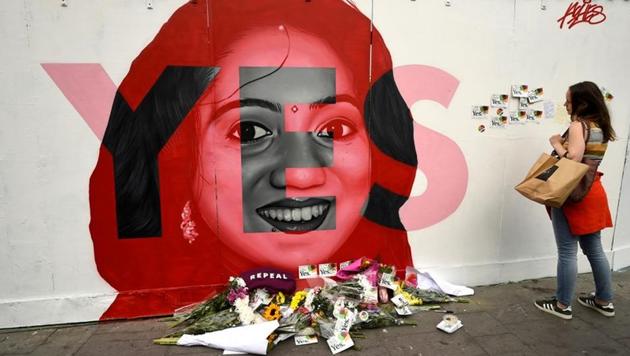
259, 204, 328, 222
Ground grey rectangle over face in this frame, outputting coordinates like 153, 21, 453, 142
238, 67, 337, 233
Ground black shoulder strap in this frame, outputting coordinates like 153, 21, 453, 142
580, 120, 590, 143
562, 120, 590, 143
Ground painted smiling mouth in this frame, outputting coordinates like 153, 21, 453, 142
256, 198, 332, 234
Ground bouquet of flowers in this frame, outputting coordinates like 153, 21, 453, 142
154, 258, 471, 354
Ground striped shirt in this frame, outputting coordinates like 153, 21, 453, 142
564, 121, 607, 162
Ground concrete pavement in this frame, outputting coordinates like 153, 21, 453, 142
2, 269, 629, 355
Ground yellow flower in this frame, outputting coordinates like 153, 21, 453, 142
275, 292, 285, 305
262, 303, 282, 320
290, 291, 308, 310
401, 291, 422, 306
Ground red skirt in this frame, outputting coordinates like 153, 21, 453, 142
562, 173, 613, 235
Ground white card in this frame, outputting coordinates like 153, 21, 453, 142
362, 287, 378, 304
490, 116, 507, 128
390, 294, 409, 308
298, 265, 318, 279
511, 84, 529, 98
379, 272, 397, 290
471, 105, 489, 119
491, 94, 509, 108
327, 333, 354, 354
294, 335, 318, 346
527, 110, 543, 122
339, 260, 353, 269
334, 314, 354, 334
318, 263, 338, 277
519, 97, 529, 110
527, 88, 544, 103
395, 306, 413, 315
436, 319, 463, 334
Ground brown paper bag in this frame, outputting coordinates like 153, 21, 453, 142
515, 153, 589, 208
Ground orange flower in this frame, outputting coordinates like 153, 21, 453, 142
262, 303, 281, 321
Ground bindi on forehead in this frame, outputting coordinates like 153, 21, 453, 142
239, 66, 337, 131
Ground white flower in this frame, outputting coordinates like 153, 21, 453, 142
234, 296, 250, 308
238, 307, 255, 325
234, 277, 246, 288
234, 296, 255, 325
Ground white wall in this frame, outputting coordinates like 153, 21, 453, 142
0, 0, 190, 328
1, 0, 629, 328
353, 0, 630, 286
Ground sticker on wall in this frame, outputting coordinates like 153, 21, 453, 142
519, 97, 529, 110
543, 101, 555, 119
509, 111, 524, 125
490, 116, 507, 128
471, 105, 489, 119
298, 265, 318, 279
601, 87, 614, 101
490, 94, 509, 108
495, 108, 504, 116
478, 124, 486, 133
318, 263, 338, 277
527, 88, 544, 103
511, 84, 529, 98
527, 109, 543, 123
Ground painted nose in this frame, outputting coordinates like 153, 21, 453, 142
269, 132, 330, 189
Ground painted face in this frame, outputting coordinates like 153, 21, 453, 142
194, 27, 371, 269
564, 89, 573, 116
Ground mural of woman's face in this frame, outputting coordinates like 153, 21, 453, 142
194, 27, 371, 269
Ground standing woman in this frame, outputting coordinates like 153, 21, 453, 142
535, 81, 616, 319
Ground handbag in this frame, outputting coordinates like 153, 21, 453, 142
566, 121, 600, 203
514, 152, 589, 208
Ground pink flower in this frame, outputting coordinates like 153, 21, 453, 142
227, 287, 249, 304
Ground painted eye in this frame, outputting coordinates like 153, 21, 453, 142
229, 121, 272, 143
316, 118, 356, 140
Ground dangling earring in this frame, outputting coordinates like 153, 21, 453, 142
180, 201, 198, 244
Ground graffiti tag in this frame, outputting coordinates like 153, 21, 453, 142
557, 0, 606, 30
